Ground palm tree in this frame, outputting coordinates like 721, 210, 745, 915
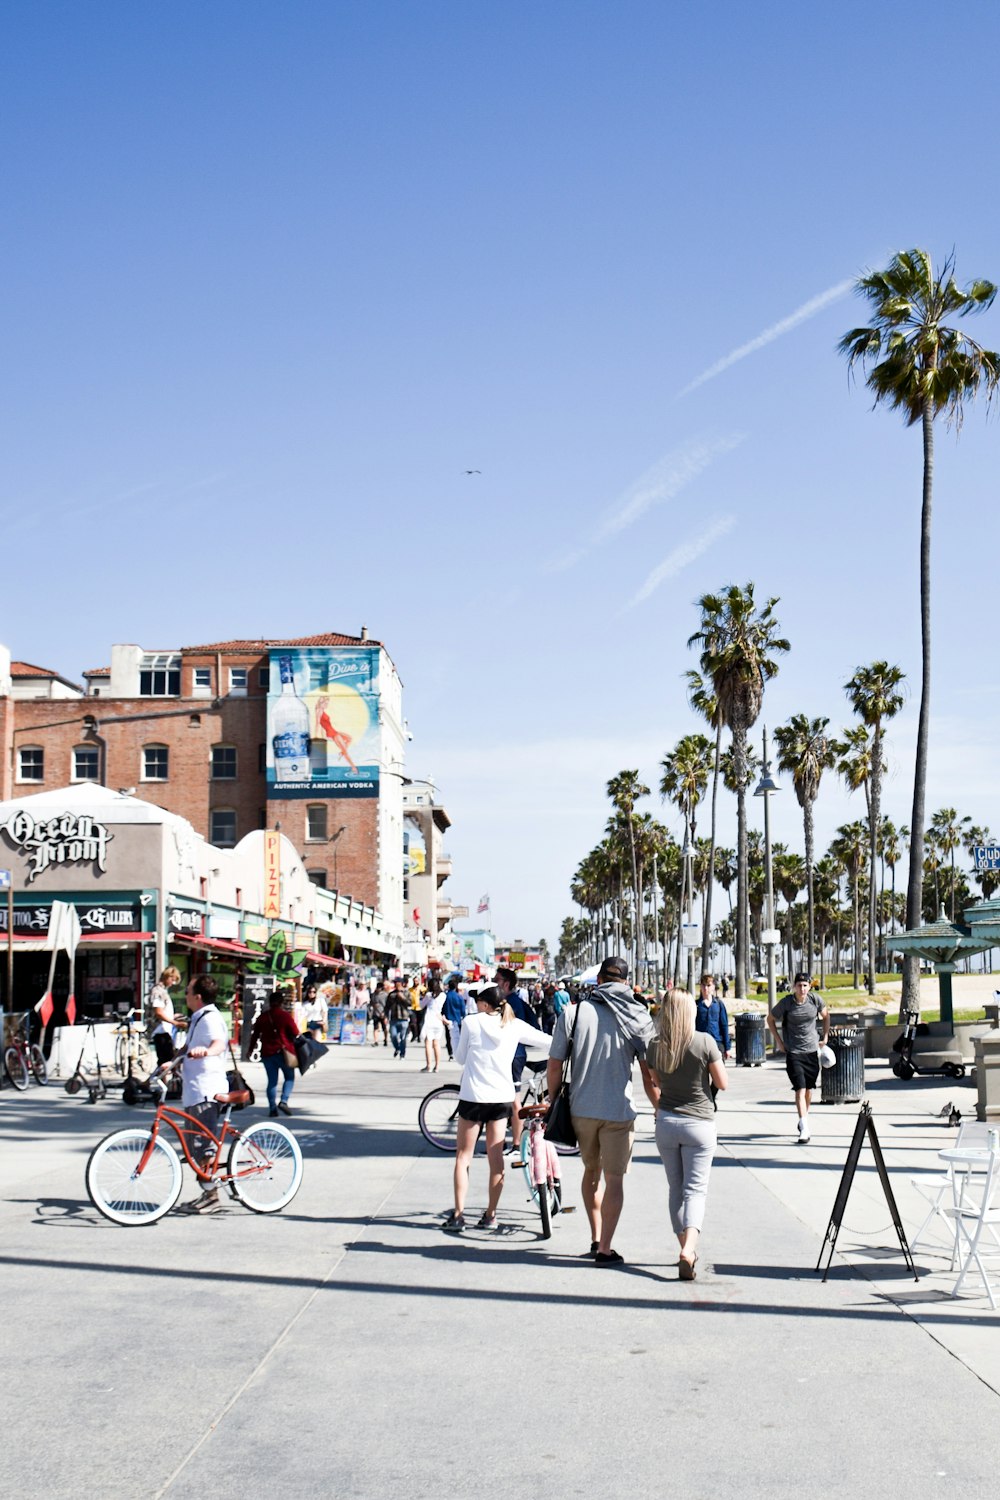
840, 248, 1000, 1013
660, 733, 713, 987
845, 661, 906, 995
773, 713, 837, 976
929, 807, 972, 921
606, 770, 649, 977
831, 822, 868, 989
689, 585, 789, 999
773, 849, 806, 978
685, 668, 725, 971
881, 819, 907, 965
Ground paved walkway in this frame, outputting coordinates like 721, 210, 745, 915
1, 1045, 997, 1498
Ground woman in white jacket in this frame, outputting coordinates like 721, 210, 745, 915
444, 985, 551, 1233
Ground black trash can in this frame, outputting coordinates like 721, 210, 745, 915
820, 1026, 865, 1103
735, 1011, 766, 1067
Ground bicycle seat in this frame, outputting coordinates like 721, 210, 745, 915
214, 1089, 252, 1107
519, 1102, 550, 1118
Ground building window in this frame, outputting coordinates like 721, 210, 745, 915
306, 804, 327, 841
192, 667, 212, 697
308, 871, 328, 887
229, 667, 248, 696
17, 746, 44, 782
72, 745, 100, 782
210, 809, 237, 847
258, 667, 270, 691
139, 653, 181, 697
143, 745, 169, 781
211, 745, 237, 779
258, 743, 266, 773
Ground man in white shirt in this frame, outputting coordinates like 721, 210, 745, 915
175, 975, 229, 1215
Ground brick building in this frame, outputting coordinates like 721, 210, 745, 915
0, 633, 407, 943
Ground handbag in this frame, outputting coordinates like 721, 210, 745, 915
295, 1032, 329, 1075
544, 1007, 577, 1149
227, 1042, 255, 1108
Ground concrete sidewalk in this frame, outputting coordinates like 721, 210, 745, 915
1, 1045, 997, 1499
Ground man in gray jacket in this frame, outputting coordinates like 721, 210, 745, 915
547, 956, 653, 1266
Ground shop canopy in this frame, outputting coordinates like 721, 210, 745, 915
301, 951, 345, 969
171, 934, 258, 960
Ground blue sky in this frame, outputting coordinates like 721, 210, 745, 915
4, 1, 1000, 947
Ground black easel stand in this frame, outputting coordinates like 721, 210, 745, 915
816, 1101, 918, 1282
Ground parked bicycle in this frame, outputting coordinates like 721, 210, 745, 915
86, 1081, 303, 1226
113, 1009, 153, 1077
4, 1016, 47, 1090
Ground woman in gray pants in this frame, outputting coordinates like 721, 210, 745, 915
640, 988, 728, 1281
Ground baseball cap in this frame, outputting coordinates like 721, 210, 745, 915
793, 972, 811, 985
599, 956, 629, 981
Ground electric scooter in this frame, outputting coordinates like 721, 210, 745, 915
64, 1022, 109, 1103
890, 1013, 966, 1080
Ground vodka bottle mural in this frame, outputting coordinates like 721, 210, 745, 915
271, 655, 311, 782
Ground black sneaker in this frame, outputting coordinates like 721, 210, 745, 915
277, 1101, 293, 1116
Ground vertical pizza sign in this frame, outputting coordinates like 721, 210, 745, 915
263, 831, 281, 918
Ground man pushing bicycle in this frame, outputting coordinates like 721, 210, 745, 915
156, 975, 229, 1215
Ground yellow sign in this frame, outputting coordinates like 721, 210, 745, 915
509, 950, 526, 969
263, 832, 281, 918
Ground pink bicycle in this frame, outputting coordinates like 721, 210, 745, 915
518, 1103, 563, 1238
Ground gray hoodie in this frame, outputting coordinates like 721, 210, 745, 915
584, 981, 654, 1059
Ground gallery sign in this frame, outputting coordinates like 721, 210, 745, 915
0, 810, 113, 885
0, 902, 141, 936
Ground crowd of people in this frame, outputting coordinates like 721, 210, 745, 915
148, 955, 832, 1261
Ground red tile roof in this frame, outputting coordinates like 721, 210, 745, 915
84, 666, 111, 676
11, 660, 60, 677
180, 633, 380, 652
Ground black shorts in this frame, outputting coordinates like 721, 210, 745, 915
786, 1051, 820, 1091
457, 1099, 513, 1124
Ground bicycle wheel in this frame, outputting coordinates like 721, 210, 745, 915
136, 1037, 154, 1073
86, 1128, 183, 1226
418, 1084, 462, 1151
114, 1035, 128, 1076
519, 1132, 540, 1205
227, 1122, 303, 1213
4, 1046, 29, 1091
538, 1180, 553, 1239
29, 1045, 48, 1086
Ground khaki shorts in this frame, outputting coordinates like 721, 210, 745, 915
572, 1116, 635, 1177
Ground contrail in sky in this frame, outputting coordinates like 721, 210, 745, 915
549, 432, 744, 571
677, 277, 856, 397
624, 515, 736, 609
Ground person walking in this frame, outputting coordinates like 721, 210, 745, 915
641, 987, 728, 1280
250, 988, 301, 1118
694, 973, 730, 1110
766, 972, 830, 1143
420, 977, 447, 1072
370, 982, 389, 1047
386, 979, 412, 1059
444, 986, 551, 1233
494, 966, 542, 1154
546, 956, 653, 1266
149, 965, 186, 1068
442, 976, 466, 1054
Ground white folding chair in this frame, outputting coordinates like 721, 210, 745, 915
909, 1122, 990, 1261
946, 1145, 1000, 1308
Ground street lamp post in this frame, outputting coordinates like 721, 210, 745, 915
753, 727, 781, 1017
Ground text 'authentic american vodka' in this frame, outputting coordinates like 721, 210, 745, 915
272, 655, 312, 781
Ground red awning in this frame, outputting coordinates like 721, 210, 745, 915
302, 950, 345, 969
171, 934, 257, 960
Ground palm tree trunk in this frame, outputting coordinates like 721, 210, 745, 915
627, 818, 641, 981
804, 799, 815, 976
852, 867, 861, 990
700, 720, 722, 965
734, 727, 748, 1000
867, 726, 881, 996
903, 400, 934, 1019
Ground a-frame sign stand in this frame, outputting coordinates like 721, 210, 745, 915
816, 1101, 918, 1282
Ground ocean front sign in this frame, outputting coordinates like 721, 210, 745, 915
0, 810, 114, 885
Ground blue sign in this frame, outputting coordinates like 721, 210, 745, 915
0, 870, 10, 890
973, 845, 1000, 873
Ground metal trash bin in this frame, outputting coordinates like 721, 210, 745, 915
820, 1026, 865, 1103
735, 1011, 766, 1067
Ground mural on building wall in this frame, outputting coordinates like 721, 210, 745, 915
266, 647, 380, 798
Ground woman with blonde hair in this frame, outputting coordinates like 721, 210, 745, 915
149, 965, 186, 1067
444, 986, 551, 1234
640, 987, 727, 1280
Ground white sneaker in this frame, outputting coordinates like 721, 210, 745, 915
799, 1120, 810, 1143
796, 1117, 804, 1136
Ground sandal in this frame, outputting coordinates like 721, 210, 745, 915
678, 1255, 698, 1281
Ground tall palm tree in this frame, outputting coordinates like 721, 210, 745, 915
831, 822, 868, 990
606, 770, 649, 977
773, 713, 837, 976
929, 807, 972, 921
773, 849, 806, 978
690, 585, 789, 999
840, 248, 1000, 1013
685, 668, 725, 971
660, 732, 713, 987
845, 661, 906, 995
